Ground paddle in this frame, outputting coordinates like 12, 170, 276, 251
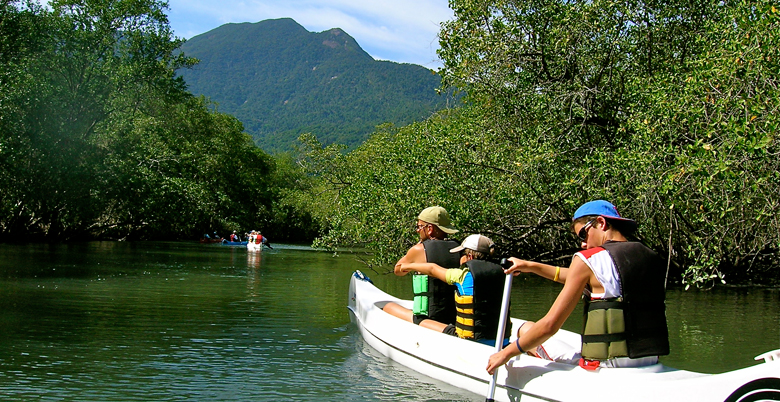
486, 268, 514, 402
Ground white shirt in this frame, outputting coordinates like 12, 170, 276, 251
575, 246, 621, 299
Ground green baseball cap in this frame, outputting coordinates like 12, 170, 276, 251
417, 206, 458, 234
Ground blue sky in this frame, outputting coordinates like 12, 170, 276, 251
166, 0, 454, 68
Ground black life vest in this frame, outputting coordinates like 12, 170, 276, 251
455, 259, 512, 341
581, 241, 670, 360
412, 239, 460, 324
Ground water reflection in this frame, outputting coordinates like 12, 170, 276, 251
0, 242, 777, 402
246, 249, 262, 298
339, 331, 479, 401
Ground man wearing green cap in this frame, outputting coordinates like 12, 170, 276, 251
383, 206, 461, 330
486, 200, 669, 374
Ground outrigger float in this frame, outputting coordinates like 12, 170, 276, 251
348, 270, 780, 402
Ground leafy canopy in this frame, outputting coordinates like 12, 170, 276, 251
302, 0, 779, 287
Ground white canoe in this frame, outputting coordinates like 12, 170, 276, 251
247, 241, 263, 251
347, 270, 780, 402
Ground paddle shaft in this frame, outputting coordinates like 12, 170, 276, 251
486, 273, 514, 402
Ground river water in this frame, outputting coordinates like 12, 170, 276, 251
0, 241, 777, 401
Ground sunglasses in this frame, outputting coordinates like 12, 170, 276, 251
415, 223, 430, 231
577, 219, 597, 241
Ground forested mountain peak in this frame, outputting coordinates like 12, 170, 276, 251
317, 27, 370, 57
179, 18, 452, 152
186, 18, 372, 63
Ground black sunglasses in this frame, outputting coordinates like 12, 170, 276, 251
577, 219, 597, 241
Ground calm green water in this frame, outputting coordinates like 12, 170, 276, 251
0, 242, 777, 401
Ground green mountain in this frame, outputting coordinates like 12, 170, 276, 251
178, 18, 453, 152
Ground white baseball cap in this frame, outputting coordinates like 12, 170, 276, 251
449, 234, 495, 254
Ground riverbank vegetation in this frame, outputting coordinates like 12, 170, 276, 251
0, 0, 313, 242
300, 0, 779, 287
2, 0, 777, 287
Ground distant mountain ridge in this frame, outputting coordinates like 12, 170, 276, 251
178, 18, 453, 152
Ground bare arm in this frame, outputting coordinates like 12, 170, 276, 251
505, 257, 568, 283
487, 256, 591, 374
394, 243, 426, 276
395, 262, 448, 282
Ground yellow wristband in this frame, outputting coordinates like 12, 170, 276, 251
553, 266, 561, 282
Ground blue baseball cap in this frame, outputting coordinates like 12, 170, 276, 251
573, 200, 637, 231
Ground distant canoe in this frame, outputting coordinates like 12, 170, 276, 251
221, 240, 248, 246
247, 241, 263, 251
199, 237, 223, 244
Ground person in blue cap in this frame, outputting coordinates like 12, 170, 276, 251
486, 200, 669, 374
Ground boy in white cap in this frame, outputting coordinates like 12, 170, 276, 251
486, 200, 669, 373
395, 234, 512, 346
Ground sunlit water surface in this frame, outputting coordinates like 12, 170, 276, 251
0, 242, 777, 401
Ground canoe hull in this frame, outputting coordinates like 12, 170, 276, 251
221, 241, 248, 246
348, 271, 780, 402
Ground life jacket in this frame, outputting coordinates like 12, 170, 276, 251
454, 259, 512, 341
413, 239, 460, 324
255, 235, 263, 244
581, 241, 670, 360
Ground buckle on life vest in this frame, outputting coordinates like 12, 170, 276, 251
579, 358, 601, 371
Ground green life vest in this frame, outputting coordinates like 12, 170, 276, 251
412, 239, 459, 323
581, 241, 670, 360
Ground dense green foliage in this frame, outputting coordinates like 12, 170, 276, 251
302, 0, 779, 287
0, 0, 311, 241
178, 18, 456, 153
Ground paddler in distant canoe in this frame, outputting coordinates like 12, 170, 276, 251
248, 230, 273, 249
257, 232, 272, 249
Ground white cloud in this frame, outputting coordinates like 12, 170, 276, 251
166, 0, 453, 67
